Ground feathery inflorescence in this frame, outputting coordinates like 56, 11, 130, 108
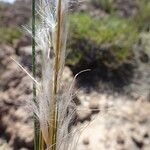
31, 0, 78, 150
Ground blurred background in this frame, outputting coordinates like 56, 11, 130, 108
0, 0, 150, 149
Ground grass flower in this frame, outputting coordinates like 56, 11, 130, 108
12, 0, 84, 149
31, 0, 79, 150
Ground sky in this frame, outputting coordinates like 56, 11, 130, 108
0, 0, 15, 3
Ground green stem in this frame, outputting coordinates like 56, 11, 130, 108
32, 0, 40, 150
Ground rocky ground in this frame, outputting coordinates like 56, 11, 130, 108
0, 0, 150, 150
76, 92, 150, 150
0, 0, 31, 27
0, 44, 150, 150
0, 45, 33, 150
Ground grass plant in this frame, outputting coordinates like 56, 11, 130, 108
31, 0, 77, 150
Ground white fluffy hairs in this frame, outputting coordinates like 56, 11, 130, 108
31, 0, 78, 150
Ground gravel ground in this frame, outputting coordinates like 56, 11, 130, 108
0, 45, 150, 150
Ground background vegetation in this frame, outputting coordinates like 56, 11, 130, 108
0, 0, 149, 88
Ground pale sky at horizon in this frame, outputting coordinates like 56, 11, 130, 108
0, 0, 15, 3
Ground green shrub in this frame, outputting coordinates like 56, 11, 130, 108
140, 32, 150, 59
0, 27, 22, 44
67, 13, 138, 68
92, 0, 113, 13
134, 0, 150, 31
